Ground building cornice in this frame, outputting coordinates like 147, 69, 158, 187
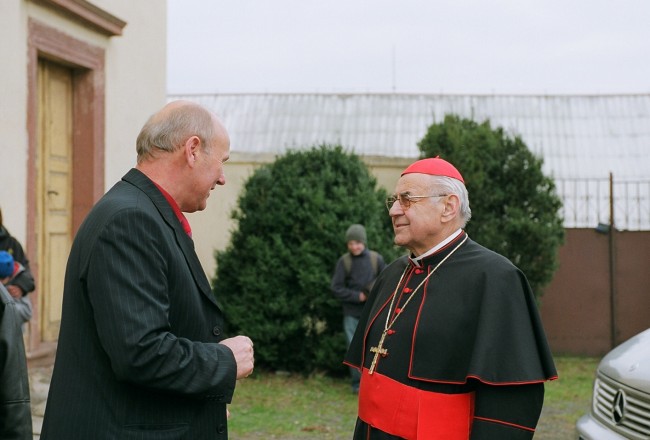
30, 0, 126, 36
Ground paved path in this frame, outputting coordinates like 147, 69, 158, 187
29, 365, 52, 440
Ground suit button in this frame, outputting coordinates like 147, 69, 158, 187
213, 326, 222, 336
217, 424, 226, 434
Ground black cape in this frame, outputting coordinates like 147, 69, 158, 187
344, 232, 557, 439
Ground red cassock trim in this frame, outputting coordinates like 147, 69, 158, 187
474, 416, 535, 432
358, 368, 474, 439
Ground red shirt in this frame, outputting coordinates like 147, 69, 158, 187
152, 183, 192, 237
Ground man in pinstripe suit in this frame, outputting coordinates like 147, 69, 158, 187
41, 101, 254, 439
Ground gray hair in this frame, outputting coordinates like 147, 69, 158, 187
429, 175, 472, 228
136, 102, 216, 163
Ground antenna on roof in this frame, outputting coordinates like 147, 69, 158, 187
392, 45, 397, 93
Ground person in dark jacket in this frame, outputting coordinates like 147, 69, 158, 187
41, 101, 254, 440
0, 208, 35, 329
0, 282, 33, 440
344, 157, 557, 439
331, 224, 386, 393
0, 251, 33, 327
0, 208, 35, 298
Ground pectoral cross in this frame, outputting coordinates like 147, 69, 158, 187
368, 330, 388, 375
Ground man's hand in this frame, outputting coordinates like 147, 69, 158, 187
359, 292, 367, 302
219, 335, 255, 379
5, 285, 22, 299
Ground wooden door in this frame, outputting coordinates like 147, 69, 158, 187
37, 59, 74, 342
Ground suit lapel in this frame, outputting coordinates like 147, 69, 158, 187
122, 169, 220, 310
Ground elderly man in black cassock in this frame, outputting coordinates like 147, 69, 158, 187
344, 157, 557, 439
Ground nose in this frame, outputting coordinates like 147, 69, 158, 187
389, 200, 403, 217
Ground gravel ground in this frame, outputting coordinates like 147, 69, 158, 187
29, 365, 51, 440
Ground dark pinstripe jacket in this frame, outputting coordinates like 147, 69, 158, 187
41, 169, 237, 440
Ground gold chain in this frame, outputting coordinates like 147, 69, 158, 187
383, 234, 468, 332
367, 234, 468, 375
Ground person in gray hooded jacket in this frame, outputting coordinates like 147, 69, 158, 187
0, 282, 32, 440
331, 224, 386, 393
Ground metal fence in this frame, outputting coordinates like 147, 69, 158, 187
556, 176, 650, 231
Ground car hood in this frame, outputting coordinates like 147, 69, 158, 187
599, 328, 650, 392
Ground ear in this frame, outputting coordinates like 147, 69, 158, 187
440, 194, 460, 224
183, 136, 201, 167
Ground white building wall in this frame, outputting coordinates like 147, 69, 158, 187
0, 1, 30, 241
96, 0, 167, 187
0, 0, 166, 242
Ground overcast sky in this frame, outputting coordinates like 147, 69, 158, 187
167, 0, 650, 95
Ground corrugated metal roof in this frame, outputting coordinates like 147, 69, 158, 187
170, 93, 650, 180
169, 93, 650, 229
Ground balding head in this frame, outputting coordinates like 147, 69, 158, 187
136, 100, 225, 164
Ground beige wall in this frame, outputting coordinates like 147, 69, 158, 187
0, 0, 166, 243
365, 155, 414, 193
96, 0, 167, 188
0, 1, 29, 239
188, 152, 413, 280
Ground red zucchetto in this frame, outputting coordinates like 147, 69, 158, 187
401, 156, 465, 183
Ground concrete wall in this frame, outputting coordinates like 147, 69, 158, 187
94, 0, 168, 188
0, 1, 30, 240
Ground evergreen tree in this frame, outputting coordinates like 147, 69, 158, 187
213, 145, 400, 374
418, 114, 564, 296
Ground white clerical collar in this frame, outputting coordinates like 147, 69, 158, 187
410, 228, 463, 267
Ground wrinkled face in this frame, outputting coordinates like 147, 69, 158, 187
187, 125, 230, 213
388, 174, 446, 256
347, 240, 365, 256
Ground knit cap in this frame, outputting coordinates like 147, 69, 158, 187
0, 250, 14, 278
345, 224, 367, 245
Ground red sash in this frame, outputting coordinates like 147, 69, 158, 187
358, 368, 474, 439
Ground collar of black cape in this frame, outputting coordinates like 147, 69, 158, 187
408, 231, 468, 268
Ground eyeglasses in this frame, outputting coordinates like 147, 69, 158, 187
385, 193, 448, 211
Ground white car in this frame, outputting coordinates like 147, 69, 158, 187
576, 328, 650, 439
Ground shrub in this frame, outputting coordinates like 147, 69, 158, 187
213, 145, 400, 374
418, 114, 564, 296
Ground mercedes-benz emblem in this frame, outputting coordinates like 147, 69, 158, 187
612, 390, 626, 424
